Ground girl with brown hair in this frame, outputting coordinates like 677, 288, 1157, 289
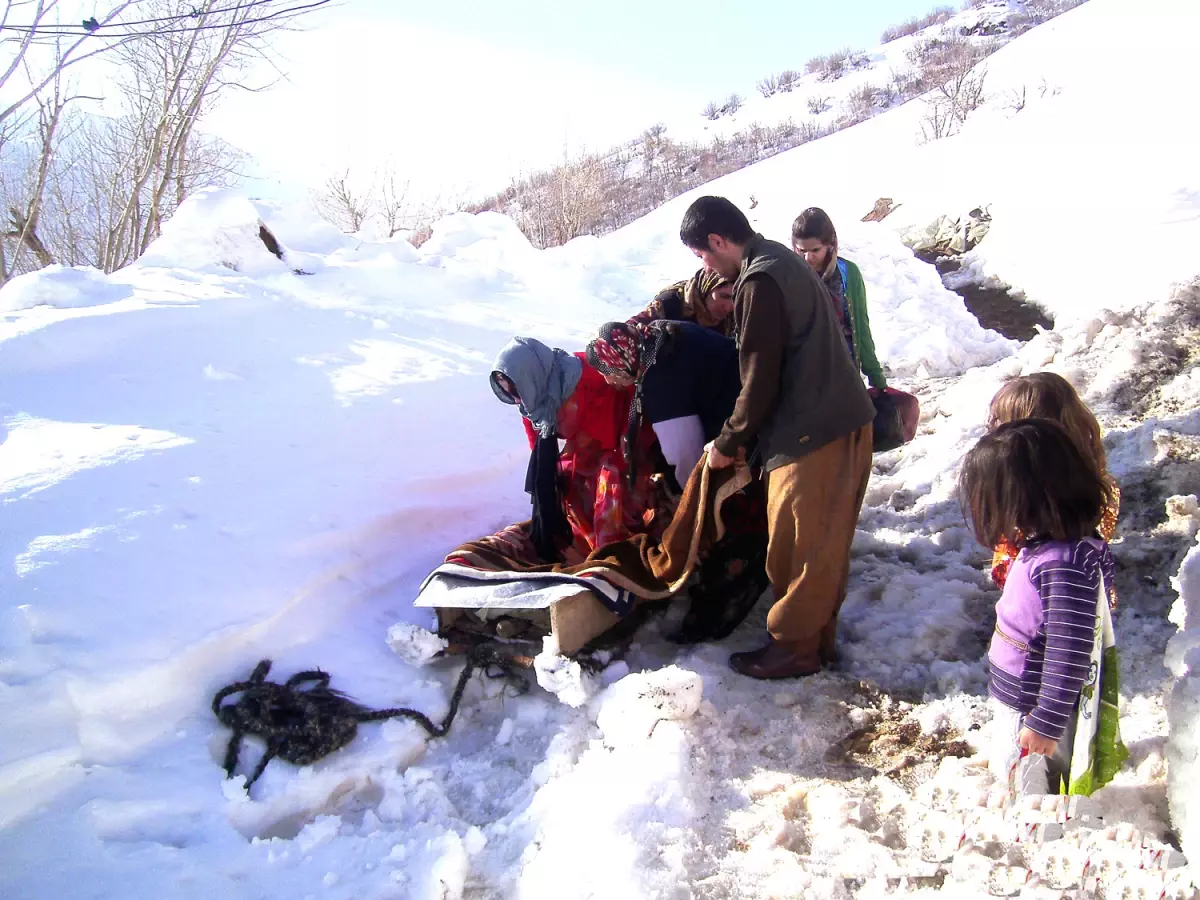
959, 418, 1125, 795
986, 372, 1120, 588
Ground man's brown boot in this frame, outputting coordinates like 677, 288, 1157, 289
729, 637, 822, 679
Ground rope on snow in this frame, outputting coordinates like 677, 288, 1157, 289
212, 645, 529, 793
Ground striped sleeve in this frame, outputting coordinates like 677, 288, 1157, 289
1023, 552, 1100, 741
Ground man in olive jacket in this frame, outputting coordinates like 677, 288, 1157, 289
680, 196, 875, 678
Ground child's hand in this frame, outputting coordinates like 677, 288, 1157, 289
1018, 726, 1058, 757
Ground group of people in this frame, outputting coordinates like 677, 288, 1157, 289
489, 197, 888, 678
487, 195, 1125, 795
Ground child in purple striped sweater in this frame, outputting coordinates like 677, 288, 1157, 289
959, 418, 1118, 794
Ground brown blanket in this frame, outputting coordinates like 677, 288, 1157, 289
433, 455, 753, 608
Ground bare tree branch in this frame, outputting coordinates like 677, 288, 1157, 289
312, 169, 372, 234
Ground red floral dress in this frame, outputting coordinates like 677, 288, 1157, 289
522, 355, 659, 557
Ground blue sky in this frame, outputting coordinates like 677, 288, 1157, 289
376, 0, 948, 99
202, 0, 949, 203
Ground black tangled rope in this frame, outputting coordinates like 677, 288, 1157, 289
212, 645, 528, 793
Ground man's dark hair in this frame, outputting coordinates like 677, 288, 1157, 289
791, 207, 837, 246
958, 417, 1106, 550
680, 196, 753, 250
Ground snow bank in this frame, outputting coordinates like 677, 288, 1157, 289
134, 188, 292, 276
594, 665, 704, 747
1167, 529, 1200, 865
516, 667, 706, 899
0, 264, 132, 313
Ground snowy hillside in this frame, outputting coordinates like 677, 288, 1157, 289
2, 0, 1200, 898
663, 0, 1018, 144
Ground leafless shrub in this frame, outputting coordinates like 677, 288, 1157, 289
818, 49, 849, 81
464, 117, 841, 250
954, 66, 988, 113
1025, 0, 1087, 20
919, 96, 957, 142
907, 33, 994, 93
721, 93, 743, 115
888, 67, 921, 100
918, 64, 988, 141
807, 95, 831, 115
701, 101, 721, 121
876, 79, 902, 109
1007, 10, 1036, 34
407, 225, 433, 248
881, 6, 955, 43
503, 152, 610, 249
844, 84, 882, 125
757, 73, 780, 98
807, 48, 870, 82
797, 120, 825, 143
777, 70, 801, 92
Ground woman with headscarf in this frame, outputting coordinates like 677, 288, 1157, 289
628, 268, 737, 338
489, 337, 658, 562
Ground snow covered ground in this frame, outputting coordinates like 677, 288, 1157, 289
2, 0, 1199, 897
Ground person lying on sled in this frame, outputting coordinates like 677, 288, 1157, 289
490, 336, 660, 562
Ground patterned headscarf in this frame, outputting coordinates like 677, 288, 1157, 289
586, 321, 669, 486
681, 268, 732, 330
491, 337, 583, 438
586, 321, 665, 380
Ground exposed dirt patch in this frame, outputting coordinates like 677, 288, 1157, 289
826, 683, 973, 790
1105, 284, 1200, 420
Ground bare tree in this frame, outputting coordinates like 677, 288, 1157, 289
312, 170, 372, 234
1, 1, 147, 281
93, 0, 318, 271
2, 1, 326, 277
2, 69, 68, 276
378, 169, 410, 238
0, 0, 144, 134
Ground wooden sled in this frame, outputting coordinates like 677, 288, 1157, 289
434, 589, 623, 657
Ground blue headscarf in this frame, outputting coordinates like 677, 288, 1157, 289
490, 337, 583, 438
